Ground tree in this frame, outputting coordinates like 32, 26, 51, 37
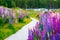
0, 0, 4, 6
0, 0, 59, 8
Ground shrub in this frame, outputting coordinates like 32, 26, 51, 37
0, 17, 3, 26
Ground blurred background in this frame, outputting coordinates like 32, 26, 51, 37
0, 0, 60, 9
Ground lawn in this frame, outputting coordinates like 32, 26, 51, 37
28, 10, 40, 19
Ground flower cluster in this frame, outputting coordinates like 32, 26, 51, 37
0, 7, 25, 25
28, 11, 60, 40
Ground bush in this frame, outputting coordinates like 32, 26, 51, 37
8, 23, 16, 33
0, 18, 3, 26
4, 18, 9, 24
8, 24, 14, 29
18, 18, 24, 23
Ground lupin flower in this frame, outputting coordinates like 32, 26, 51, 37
28, 29, 34, 40
0, 7, 3, 16
19, 12, 24, 19
28, 11, 60, 40
34, 22, 40, 36
19, 14, 24, 19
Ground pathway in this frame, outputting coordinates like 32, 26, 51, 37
5, 18, 39, 40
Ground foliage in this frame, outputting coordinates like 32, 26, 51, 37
0, 0, 60, 8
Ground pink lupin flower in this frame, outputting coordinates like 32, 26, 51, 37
28, 29, 34, 40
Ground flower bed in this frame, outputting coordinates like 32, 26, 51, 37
0, 7, 31, 40
28, 11, 60, 40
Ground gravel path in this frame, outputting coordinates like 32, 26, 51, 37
5, 18, 39, 40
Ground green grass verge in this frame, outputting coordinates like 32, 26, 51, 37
28, 10, 41, 19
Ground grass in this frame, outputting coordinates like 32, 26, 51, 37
28, 10, 41, 19
55, 10, 60, 12
0, 17, 31, 40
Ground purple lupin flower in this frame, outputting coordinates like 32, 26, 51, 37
54, 13, 60, 39
28, 29, 34, 40
56, 33, 60, 40
19, 14, 24, 19
28, 11, 60, 40
41, 30, 46, 40
34, 22, 40, 36
0, 7, 3, 16
19, 12, 24, 19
